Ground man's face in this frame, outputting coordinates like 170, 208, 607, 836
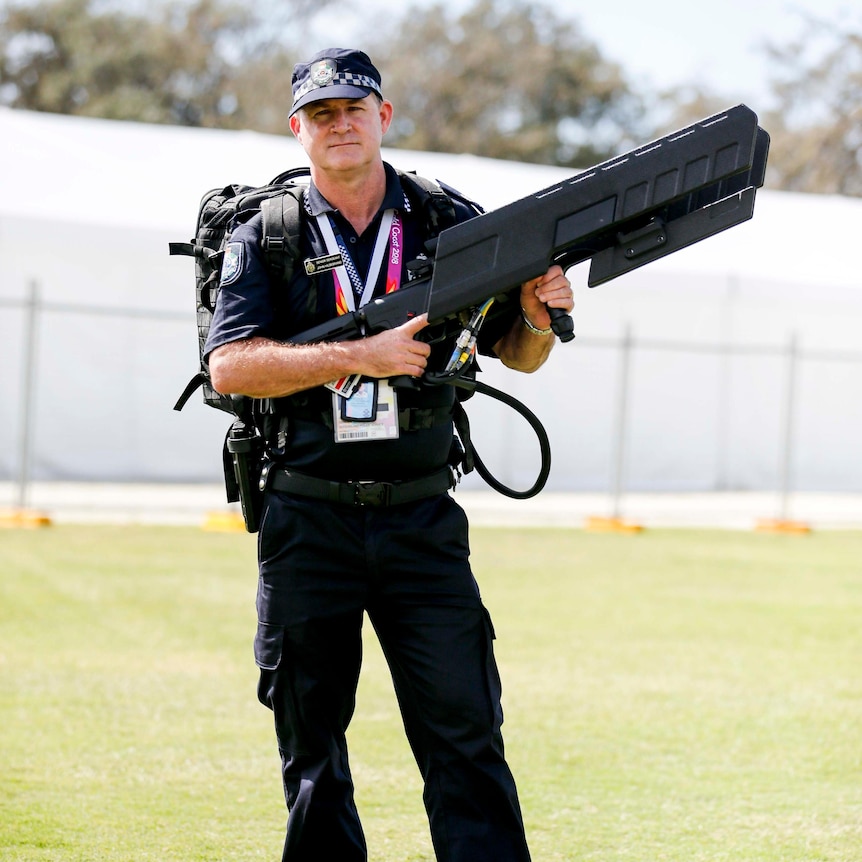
290, 95, 393, 175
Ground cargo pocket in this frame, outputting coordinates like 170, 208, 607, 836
481, 605, 505, 732
254, 621, 285, 671
254, 622, 310, 757
255, 622, 285, 712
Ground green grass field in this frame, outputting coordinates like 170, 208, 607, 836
1, 524, 860, 861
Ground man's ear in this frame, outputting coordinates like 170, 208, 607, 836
289, 114, 302, 140
379, 99, 394, 136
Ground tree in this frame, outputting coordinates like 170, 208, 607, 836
648, 85, 742, 138
0, 0, 237, 123
635, 14, 862, 198
762, 14, 862, 196
0, 0, 312, 129
369, 0, 646, 167
0, 0, 645, 162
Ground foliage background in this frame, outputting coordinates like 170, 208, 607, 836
1, 0, 861, 192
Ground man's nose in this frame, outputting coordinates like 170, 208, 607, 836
332, 110, 351, 131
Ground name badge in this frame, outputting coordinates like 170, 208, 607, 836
304, 252, 344, 275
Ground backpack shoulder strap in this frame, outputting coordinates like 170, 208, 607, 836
260, 183, 305, 283
396, 169, 485, 236
258, 166, 310, 282
397, 170, 456, 236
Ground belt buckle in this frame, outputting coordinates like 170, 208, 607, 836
353, 481, 391, 507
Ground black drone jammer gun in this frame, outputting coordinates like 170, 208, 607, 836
291, 104, 769, 347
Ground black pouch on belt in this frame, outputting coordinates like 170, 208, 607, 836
224, 417, 266, 532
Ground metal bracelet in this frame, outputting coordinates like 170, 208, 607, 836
520, 306, 553, 336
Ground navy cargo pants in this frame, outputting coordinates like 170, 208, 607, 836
254, 489, 531, 862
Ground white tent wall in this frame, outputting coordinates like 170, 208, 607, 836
0, 215, 219, 482
467, 267, 862, 494
1, 108, 861, 492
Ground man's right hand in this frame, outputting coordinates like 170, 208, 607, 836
357, 313, 431, 379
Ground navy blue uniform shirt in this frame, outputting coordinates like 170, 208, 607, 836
205, 163, 517, 481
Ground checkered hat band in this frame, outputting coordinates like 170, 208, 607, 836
294, 72, 381, 103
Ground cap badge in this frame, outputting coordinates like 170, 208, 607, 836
310, 59, 336, 87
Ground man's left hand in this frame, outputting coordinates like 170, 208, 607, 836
519, 265, 574, 331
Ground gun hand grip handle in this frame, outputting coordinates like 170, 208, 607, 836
548, 306, 575, 343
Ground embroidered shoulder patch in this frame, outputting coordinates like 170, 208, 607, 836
220, 242, 244, 286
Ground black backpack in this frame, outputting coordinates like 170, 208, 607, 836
169, 166, 311, 414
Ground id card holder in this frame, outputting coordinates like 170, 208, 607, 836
340, 380, 378, 422
333, 380, 399, 443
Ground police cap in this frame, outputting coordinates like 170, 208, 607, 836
290, 48, 383, 117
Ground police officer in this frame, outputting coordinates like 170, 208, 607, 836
205, 47, 574, 862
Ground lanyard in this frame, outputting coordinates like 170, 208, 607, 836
315, 210, 403, 315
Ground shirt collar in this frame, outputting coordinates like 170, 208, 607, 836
304, 162, 408, 218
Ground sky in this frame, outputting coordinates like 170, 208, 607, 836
318, 0, 860, 113
571, 0, 856, 108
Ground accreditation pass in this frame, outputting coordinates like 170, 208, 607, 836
332, 379, 399, 443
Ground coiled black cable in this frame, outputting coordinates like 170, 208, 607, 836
425, 373, 552, 500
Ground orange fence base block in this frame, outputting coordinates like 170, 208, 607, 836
0, 508, 53, 528
754, 518, 812, 535
201, 511, 247, 532
584, 515, 645, 534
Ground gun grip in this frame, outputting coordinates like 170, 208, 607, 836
549, 306, 575, 343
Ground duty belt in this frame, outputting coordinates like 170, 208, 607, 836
268, 466, 457, 507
